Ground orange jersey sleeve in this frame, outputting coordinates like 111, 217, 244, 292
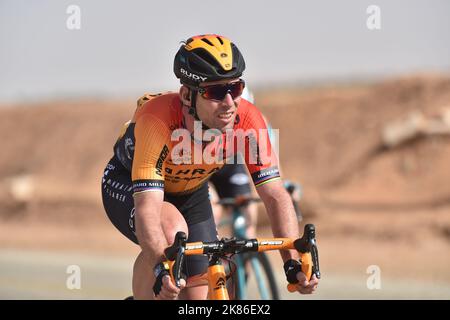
132, 113, 170, 193
130, 94, 180, 194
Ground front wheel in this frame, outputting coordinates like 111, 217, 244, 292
233, 252, 280, 300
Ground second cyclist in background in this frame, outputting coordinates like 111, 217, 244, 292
209, 86, 302, 239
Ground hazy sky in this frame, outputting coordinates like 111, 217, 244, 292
1, 0, 449, 103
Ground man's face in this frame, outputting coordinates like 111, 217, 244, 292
195, 78, 243, 132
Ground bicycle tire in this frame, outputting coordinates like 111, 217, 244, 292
233, 252, 280, 300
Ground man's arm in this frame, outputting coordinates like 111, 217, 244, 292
257, 179, 319, 294
133, 191, 167, 262
256, 178, 300, 263
133, 191, 186, 299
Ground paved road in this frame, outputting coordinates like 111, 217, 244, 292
1, 249, 449, 300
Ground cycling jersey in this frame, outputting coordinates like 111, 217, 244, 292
112, 92, 281, 196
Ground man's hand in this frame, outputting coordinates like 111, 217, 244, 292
284, 259, 319, 294
154, 275, 186, 300
152, 262, 186, 300
294, 272, 319, 295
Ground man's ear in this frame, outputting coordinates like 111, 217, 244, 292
179, 85, 191, 106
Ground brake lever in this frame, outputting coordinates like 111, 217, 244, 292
164, 231, 187, 288
287, 224, 321, 292
311, 239, 321, 279
297, 224, 320, 279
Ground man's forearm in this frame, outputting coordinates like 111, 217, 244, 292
135, 206, 168, 262
263, 187, 300, 262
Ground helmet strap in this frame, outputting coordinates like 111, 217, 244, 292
188, 89, 199, 119
187, 86, 211, 131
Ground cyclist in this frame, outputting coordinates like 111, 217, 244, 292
101, 34, 319, 300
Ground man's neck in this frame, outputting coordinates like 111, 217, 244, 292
181, 105, 195, 133
181, 106, 222, 144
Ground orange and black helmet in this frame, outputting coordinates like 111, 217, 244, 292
174, 34, 246, 87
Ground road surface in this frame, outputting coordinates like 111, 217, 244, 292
1, 249, 449, 300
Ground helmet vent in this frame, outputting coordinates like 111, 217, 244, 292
189, 59, 209, 74
196, 49, 221, 70
201, 38, 214, 46
217, 67, 235, 75
216, 36, 224, 45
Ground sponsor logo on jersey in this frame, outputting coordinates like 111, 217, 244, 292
132, 180, 165, 193
155, 145, 169, 177
125, 138, 135, 160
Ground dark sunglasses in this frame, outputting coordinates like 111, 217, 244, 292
198, 79, 245, 101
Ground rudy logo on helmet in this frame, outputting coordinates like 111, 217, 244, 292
180, 68, 208, 82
